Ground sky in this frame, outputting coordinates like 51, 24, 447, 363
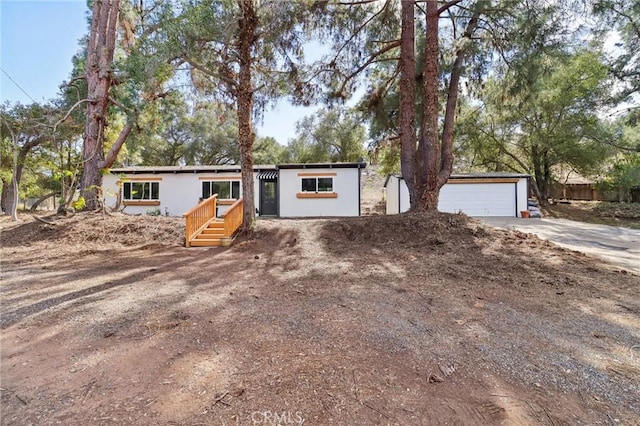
0, 0, 319, 144
1, 0, 88, 104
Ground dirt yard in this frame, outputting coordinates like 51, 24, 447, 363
1, 211, 639, 425
545, 200, 640, 230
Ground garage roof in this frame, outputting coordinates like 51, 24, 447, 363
384, 172, 530, 187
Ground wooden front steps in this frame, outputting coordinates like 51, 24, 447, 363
184, 196, 243, 248
189, 221, 229, 247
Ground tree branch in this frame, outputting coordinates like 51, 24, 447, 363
610, 4, 640, 40
53, 99, 92, 132
102, 122, 135, 169
437, 0, 465, 15
329, 0, 392, 63
108, 96, 135, 114
335, 40, 401, 96
181, 55, 238, 89
334, 0, 381, 5
63, 76, 86, 87
439, 2, 483, 185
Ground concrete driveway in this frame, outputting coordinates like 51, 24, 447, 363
478, 217, 640, 274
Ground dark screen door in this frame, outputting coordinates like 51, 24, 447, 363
260, 179, 278, 216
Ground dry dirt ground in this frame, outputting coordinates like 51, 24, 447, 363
545, 201, 640, 230
1, 209, 639, 426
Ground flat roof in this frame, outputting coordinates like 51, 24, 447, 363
108, 162, 366, 174
277, 162, 366, 170
108, 165, 277, 174
384, 172, 530, 187
449, 172, 530, 179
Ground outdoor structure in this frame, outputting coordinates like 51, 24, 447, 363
103, 162, 366, 219
384, 173, 530, 217
550, 176, 621, 202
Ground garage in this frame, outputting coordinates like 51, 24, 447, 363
384, 173, 530, 217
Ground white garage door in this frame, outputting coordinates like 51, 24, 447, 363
438, 183, 516, 217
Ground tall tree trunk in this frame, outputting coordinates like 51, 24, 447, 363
531, 145, 549, 206
1, 135, 44, 217
9, 130, 20, 220
0, 180, 7, 213
80, 0, 120, 210
1, 180, 15, 217
399, 0, 417, 208
540, 152, 551, 205
416, 0, 441, 211
237, 0, 257, 232
10, 174, 18, 221
404, 0, 483, 212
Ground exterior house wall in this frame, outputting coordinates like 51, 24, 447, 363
103, 163, 364, 218
516, 178, 528, 214
385, 176, 399, 215
103, 172, 260, 217
278, 167, 360, 217
384, 175, 409, 214
400, 178, 410, 212
385, 174, 529, 217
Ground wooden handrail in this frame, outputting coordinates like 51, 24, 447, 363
222, 198, 243, 238
184, 194, 217, 247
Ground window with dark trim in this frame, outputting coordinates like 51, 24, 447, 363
202, 180, 241, 200
123, 181, 159, 200
301, 177, 333, 192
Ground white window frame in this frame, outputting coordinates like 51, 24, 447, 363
301, 177, 334, 193
122, 181, 160, 201
202, 180, 241, 201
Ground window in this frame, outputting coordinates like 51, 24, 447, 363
301, 177, 333, 193
202, 180, 241, 200
123, 181, 159, 200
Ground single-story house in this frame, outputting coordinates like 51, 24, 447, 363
103, 162, 366, 218
384, 173, 530, 217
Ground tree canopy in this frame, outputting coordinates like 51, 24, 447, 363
285, 107, 367, 163
3, 0, 640, 221
457, 49, 615, 203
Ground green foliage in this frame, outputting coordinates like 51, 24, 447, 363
285, 107, 366, 163
183, 105, 240, 165
72, 196, 86, 211
253, 136, 287, 165
311, 1, 402, 102
76, 0, 183, 202
337, 0, 578, 152
376, 144, 401, 177
146, 208, 162, 216
593, 0, 640, 100
0, 101, 77, 213
124, 94, 190, 166
457, 49, 614, 201
599, 153, 640, 202
167, 0, 320, 111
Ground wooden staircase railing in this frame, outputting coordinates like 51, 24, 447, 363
184, 196, 244, 247
222, 198, 243, 239
184, 195, 218, 247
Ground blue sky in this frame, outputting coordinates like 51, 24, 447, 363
1, 0, 88, 104
0, 0, 318, 143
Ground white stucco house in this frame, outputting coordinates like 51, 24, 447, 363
384, 173, 530, 217
102, 162, 366, 218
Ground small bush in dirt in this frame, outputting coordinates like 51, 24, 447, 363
72, 197, 86, 211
